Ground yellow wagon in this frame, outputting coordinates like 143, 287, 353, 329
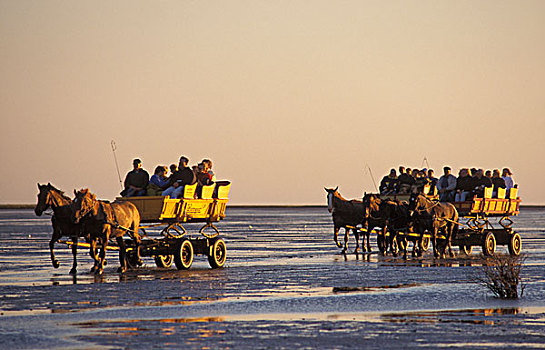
116, 181, 231, 270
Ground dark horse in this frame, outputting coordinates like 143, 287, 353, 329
325, 187, 368, 253
34, 183, 97, 274
362, 193, 391, 254
408, 193, 458, 259
72, 189, 142, 274
377, 198, 417, 259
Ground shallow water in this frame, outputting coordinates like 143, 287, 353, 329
0, 207, 544, 349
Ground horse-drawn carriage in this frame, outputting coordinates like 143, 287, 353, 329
115, 181, 231, 270
35, 181, 230, 275
326, 185, 522, 258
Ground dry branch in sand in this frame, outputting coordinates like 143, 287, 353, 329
476, 254, 525, 299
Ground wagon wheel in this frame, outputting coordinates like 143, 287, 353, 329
124, 239, 142, 269
174, 239, 194, 270
199, 223, 220, 239
482, 231, 496, 256
208, 238, 227, 268
154, 254, 173, 268
126, 249, 142, 269
508, 233, 522, 256
161, 223, 186, 239
459, 245, 473, 255
419, 235, 430, 253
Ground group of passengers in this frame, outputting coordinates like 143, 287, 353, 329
120, 156, 216, 199
380, 166, 438, 196
380, 166, 515, 203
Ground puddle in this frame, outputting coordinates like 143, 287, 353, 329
332, 282, 424, 294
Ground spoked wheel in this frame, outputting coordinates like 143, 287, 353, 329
154, 254, 173, 268
208, 238, 227, 268
174, 239, 194, 270
124, 239, 142, 269
482, 231, 496, 256
459, 245, 473, 255
508, 233, 522, 256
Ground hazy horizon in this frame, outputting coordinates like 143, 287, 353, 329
1, 1, 544, 205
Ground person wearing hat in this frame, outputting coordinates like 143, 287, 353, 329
121, 158, 149, 197
436, 166, 456, 202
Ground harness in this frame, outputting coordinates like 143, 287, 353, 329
97, 200, 137, 235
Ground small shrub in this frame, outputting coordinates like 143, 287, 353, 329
477, 254, 525, 299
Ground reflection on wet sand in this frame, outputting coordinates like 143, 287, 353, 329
380, 308, 521, 325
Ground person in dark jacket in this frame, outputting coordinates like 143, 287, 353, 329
397, 166, 415, 194
455, 168, 473, 202
121, 159, 149, 197
379, 169, 398, 194
162, 156, 197, 198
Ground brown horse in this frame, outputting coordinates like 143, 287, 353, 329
362, 193, 390, 254
408, 193, 458, 259
72, 189, 142, 274
325, 187, 368, 253
34, 183, 98, 274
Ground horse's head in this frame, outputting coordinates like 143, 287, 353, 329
362, 193, 380, 219
408, 191, 424, 215
34, 183, 52, 216
72, 188, 96, 223
324, 186, 339, 213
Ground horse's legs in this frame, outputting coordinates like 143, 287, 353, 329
333, 226, 343, 249
49, 230, 61, 269
116, 236, 127, 274
69, 235, 78, 275
95, 228, 109, 275
89, 236, 99, 272
432, 227, 440, 258
342, 228, 349, 253
354, 229, 360, 253
447, 223, 455, 258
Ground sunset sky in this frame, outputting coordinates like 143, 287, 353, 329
1, 1, 544, 205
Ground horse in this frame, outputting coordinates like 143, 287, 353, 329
71, 189, 142, 274
325, 187, 368, 253
377, 198, 417, 259
362, 193, 392, 254
34, 183, 98, 274
408, 193, 459, 259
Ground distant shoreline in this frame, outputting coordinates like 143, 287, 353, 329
2, 204, 545, 209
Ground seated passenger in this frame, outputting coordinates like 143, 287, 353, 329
502, 168, 515, 190
202, 159, 217, 182
120, 159, 149, 197
169, 164, 178, 176
146, 166, 170, 196
492, 169, 506, 197
413, 169, 428, 193
162, 156, 197, 199
427, 169, 438, 195
379, 169, 398, 195
473, 169, 492, 197
437, 166, 456, 202
397, 166, 415, 194
196, 163, 213, 186
455, 168, 473, 202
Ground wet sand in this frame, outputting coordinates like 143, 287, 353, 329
1, 207, 544, 349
